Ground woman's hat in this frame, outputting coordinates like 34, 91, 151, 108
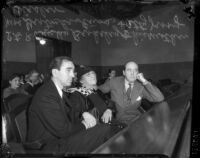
77, 65, 93, 80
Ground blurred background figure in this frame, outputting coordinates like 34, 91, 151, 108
98, 69, 117, 85
22, 70, 44, 95
3, 73, 28, 99
106, 69, 116, 82
18, 73, 26, 86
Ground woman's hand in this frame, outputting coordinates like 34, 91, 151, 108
101, 109, 112, 123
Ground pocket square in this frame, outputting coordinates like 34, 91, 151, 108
136, 96, 142, 101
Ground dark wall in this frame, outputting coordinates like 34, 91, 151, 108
2, 62, 36, 80
100, 61, 193, 83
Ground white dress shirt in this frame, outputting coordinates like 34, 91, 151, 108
51, 78, 63, 98
124, 79, 134, 91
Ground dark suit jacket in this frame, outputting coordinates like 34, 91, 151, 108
27, 80, 85, 144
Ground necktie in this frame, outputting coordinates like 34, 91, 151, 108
126, 83, 132, 100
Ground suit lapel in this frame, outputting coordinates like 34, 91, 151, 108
119, 77, 126, 95
49, 80, 71, 117
119, 77, 141, 104
62, 92, 73, 108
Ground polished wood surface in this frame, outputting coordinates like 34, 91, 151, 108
92, 84, 192, 157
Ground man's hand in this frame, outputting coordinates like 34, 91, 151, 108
82, 112, 97, 129
136, 73, 148, 85
101, 109, 112, 123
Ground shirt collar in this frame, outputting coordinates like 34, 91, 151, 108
124, 79, 134, 91
51, 78, 63, 98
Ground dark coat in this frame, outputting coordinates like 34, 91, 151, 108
27, 80, 115, 153
27, 80, 85, 142
69, 89, 116, 121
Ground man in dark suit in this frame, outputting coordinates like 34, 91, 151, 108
27, 56, 116, 154
99, 61, 164, 124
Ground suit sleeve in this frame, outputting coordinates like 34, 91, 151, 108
69, 92, 88, 118
98, 90, 116, 113
142, 82, 165, 102
35, 92, 85, 138
98, 79, 111, 93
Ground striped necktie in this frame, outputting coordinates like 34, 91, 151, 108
126, 83, 132, 100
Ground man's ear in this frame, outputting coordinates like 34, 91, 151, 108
52, 69, 57, 77
123, 70, 125, 76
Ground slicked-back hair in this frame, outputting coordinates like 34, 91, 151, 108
49, 56, 73, 76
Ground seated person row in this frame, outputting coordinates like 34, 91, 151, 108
27, 56, 122, 154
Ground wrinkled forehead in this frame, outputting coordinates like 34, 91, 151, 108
125, 62, 138, 70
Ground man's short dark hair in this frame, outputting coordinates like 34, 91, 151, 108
49, 56, 73, 75
8, 73, 20, 81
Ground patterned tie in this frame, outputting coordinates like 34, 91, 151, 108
126, 83, 132, 100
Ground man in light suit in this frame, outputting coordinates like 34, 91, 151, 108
99, 61, 164, 124
27, 56, 116, 153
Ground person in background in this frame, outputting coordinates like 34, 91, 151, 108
3, 73, 28, 99
27, 56, 117, 153
19, 73, 25, 85
106, 69, 116, 82
68, 66, 117, 124
99, 61, 164, 124
102, 69, 117, 98
22, 70, 43, 95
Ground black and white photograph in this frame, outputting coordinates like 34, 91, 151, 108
1, 0, 199, 157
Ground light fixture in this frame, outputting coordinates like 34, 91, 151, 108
36, 36, 46, 45
39, 39, 46, 45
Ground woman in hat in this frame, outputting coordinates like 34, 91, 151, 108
68, 66, 116, 124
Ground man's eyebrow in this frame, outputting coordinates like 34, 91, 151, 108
66, 67, 74, 70
127, 68, 138, 70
